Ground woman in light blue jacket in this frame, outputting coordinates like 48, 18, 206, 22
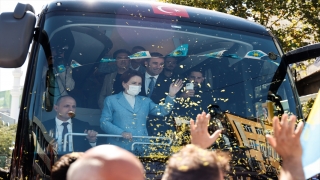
100, 70, 183, 152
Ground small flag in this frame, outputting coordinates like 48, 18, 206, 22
100, 58, 116, 63
57, 65, 66, 73
168, 44, 188, 57
301, 90, 320, 179
128, 51, 151, 59
244, 50, 267, 59
70, 60, 82, 68
152, 4, 189, 18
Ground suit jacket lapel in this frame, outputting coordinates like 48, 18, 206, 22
140, 75, 147, 96
116, 93, 134, 113
155, 74, 167, 90
72, 119, 81, 133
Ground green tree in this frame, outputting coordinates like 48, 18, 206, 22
161, 0, 320, 68
302, 97, 315, 119
0, 123, 17, 157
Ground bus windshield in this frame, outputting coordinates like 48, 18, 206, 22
31, 11, 298, 178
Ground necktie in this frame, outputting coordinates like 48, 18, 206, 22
62, 122, 69, 151
148, 77, 155, 97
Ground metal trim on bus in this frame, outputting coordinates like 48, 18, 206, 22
63, 133, 173, 152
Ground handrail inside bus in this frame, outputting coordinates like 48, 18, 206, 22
63, 133, 172, 151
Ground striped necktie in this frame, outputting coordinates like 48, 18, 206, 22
61, 122, 69, 151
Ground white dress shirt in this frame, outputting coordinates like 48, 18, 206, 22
130, 64, 141, 71
123, 92, 135, 109
55, 117, 73, 152
145, 72, 159, 94
55, 117, 96, 152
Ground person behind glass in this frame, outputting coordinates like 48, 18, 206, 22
178, 69, 214, 120
130, 46, 146, 73
180, 69, 207, 98
139, 52, 180, 136
47, 45, 75, 104
97, 46, 146, 74
98, 49, 130, 109
100, 70, 183, 151
43, 95, 98, 154
162, 56, 179, 80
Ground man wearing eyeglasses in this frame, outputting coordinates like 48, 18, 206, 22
98, 49, 130, 109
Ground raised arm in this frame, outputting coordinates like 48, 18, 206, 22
149, 95, 174, 116
266, 114, 305, 180
190, 112, 222, 149
149, 79, 183, 116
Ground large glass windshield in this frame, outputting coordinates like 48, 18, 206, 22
31, 12, 298, 179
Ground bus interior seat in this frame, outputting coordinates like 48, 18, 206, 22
54, 26, 113, 108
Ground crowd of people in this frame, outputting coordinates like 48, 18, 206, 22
49, 112, 306, 180
47, 45, 215, 153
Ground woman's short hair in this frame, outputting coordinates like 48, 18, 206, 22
121, 70, 143, 83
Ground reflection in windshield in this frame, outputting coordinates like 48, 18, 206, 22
32, 13, 298, 179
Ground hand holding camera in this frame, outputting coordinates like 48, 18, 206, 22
181, 83, 195, 98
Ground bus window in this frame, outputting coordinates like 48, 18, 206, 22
28, 8, 299, 180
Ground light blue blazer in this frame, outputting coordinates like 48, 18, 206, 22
100, 92, 174, 151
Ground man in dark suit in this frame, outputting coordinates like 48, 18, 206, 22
178, 69, 216, 120
139, 52, 176, 136
43, 95, 98, 154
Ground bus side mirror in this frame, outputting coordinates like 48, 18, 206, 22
284, 43, 320, 64
0, 3, 36, 68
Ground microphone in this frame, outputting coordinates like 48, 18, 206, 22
68, 111, 76, 118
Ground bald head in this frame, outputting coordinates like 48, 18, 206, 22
67, 145, 145, 180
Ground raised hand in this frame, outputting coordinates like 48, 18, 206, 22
168, 79, 183, 97
266, 114, 305, 180
181, 89, 195, 98
190, 112, 222, 149
266, 114, 303, 159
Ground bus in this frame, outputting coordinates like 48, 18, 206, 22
0, 0, 320, 179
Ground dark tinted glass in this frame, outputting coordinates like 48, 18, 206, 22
30, 12, 298, 179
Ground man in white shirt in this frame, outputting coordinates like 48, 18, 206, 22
130, 46, 146, 74
139, 52, 176, 136
139, 52, 168, 100
43, 95, 98, 153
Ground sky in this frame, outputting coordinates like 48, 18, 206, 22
0, 0, 50, 91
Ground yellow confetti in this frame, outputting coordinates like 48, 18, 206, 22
178, 165, 189, 171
